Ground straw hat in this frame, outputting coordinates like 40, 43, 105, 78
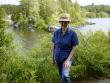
59, 13, 71, 22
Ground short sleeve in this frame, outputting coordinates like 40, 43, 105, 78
71, 31, 79, 46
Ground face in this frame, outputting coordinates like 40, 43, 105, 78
59, 21, 69, 28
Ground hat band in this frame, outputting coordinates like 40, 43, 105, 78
59, 18, 70, 21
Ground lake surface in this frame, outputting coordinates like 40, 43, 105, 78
79, 18, 110, 34
14, 28, 48, 52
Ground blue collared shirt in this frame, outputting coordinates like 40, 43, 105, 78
52, 27, 79, 62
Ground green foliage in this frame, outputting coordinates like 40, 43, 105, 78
1, 0, 110, 82
96, 12, 109, 18
1, 5, 18, 15
69, 2, 85, 26
86, 12, 109, 18
11, 0, 40, 28
0, 7, 7, 19
20, 0, 39, 18
0, 19, 6, 29
3, 0, 85, 30
0, 11, 19, 82
0, 26, 38, 83
24, 34, 59, 83
18, 13, 28, 27
0, 32, 58, 83
71, 31, 110, 78
82, 5, 110, 18
3, 55, 38, 83
28, 31, 110, 81
70, 65, 86, 78
0, 27, 110, 82
38, 0, 56, 24
58, 0, 71, 13
36, 18, 47, 30
86, 12, 96, 18
108, 31, 110, 43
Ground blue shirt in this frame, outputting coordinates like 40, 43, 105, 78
52, 27, 79, 62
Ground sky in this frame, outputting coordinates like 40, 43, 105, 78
0, 0, 20, 5
0, 0, 110, 6
73, 0, 110, 6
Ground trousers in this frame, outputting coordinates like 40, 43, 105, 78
56, 61, 72, 83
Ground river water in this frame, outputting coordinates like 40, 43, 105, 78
79, 18, 110, 34
15, 18, 110, 50
14, 28, 48, 52
14, 18, 110, 50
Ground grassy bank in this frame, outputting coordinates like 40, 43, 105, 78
0, 30, 110, 83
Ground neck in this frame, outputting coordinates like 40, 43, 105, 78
62, 28, 67, 32
62, 26, 68, 32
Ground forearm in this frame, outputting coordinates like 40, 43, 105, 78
51, 45, 55, 63
64, 46, 76, 68
67, 46, 76, 61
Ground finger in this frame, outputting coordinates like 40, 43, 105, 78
65, 63, 70, 68
64, 63, 67, 68
63, 63, 66, 68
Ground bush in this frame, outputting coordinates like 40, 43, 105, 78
27, 33, 59, 83
1, 27, 110, 83
96, 12, 109, 18
25, 31, 110, 82
71, 31, 110, 79
36, 18, 47, 30
86, 12, 96, 18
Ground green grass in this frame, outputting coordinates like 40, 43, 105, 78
0, 30, 110, 83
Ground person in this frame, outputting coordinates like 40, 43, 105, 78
51, 13, 79, 83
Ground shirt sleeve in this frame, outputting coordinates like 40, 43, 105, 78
71, 31, 79, 47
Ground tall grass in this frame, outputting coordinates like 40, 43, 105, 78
0, 30, 110, 83
71, 31, 110, 79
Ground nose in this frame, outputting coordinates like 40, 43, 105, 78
62, 22, 65, 25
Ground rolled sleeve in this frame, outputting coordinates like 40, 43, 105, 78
71, 31, 79, 46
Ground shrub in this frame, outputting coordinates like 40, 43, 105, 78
1, 27, 110, 83
71, 31, 110, 78
36, 18, 47, 30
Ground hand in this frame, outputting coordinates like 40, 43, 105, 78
63, 60, 71, 68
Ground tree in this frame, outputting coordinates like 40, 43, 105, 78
1, 5, 18, 15
82, 5, 110, 18
13, 0, 40, 28
0, 7, 6, 19
58, 0, 71, 13
69, 1, 85, 25
20, 0, 39, 18
38, 0, 56, 24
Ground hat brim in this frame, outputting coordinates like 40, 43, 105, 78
59, 19, 71, 22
